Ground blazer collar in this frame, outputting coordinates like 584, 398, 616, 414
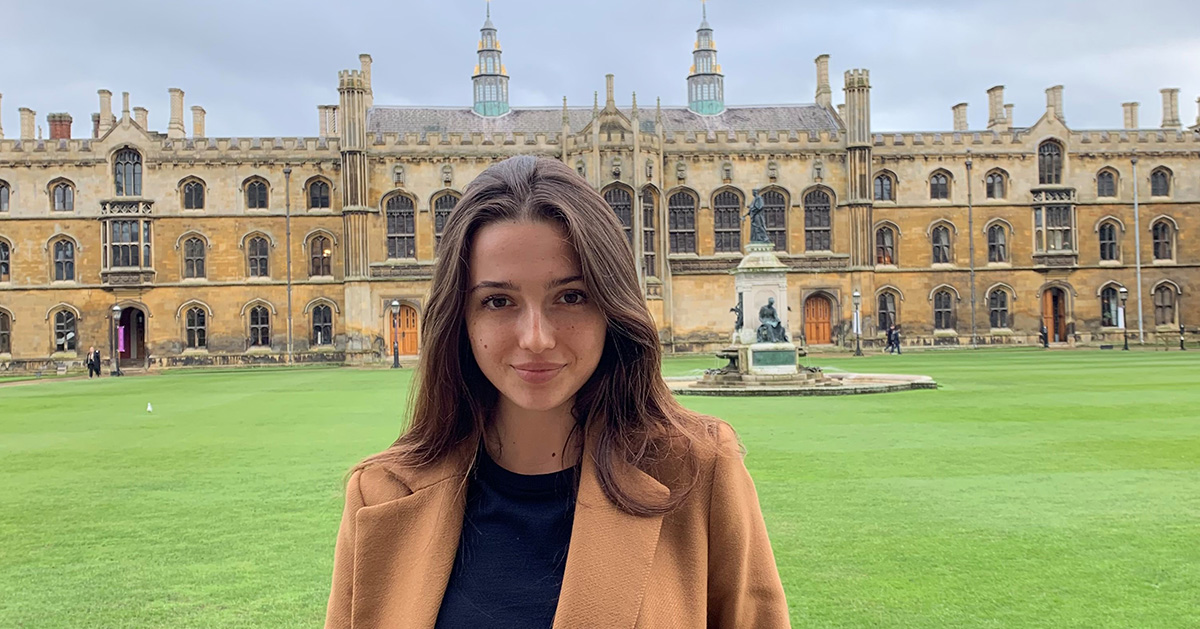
356, 423, 670, 629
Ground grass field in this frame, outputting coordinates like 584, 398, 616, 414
1, 349, 1198, 627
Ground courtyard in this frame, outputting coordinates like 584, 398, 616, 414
1, 348, 1197, 627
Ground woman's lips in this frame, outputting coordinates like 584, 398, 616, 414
512, 363, 566, 384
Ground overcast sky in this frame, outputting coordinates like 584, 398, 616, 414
2, 0, 1198, 138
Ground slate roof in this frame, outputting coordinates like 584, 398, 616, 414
366, 104, 840, 137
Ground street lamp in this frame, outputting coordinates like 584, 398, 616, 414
284, 167, 294, 365
852, 289, 863, 357
1119, 286, 1129, 351
390, 300, 401, 369
965, 150, 977, 349
110, 304, 123, 376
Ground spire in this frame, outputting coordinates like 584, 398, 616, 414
687, 0, 724, 115
473, 1, 509, 116
562, 96, 569, 124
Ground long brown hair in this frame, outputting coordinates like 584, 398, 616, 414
359, 155, 719, 516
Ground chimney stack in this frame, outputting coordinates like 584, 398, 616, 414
1004, 104, 1014, 126
814, 54, 832, 109
167, 88, 186, 138
605, 74, 615, 107
318, 105, 329, 136
0, 93, 4, 139
134, 107, 148, 129
1161, 88, 1181, 128
837, 103, 846, 122
47, 113, 72, 140
121, 92, 131, 120
98, 89, 114, 135
987, 85, 1006, 130
19, 107, 35, 140
359, 53, 373, 109
1045, 85, 1064, 122
91, 113, 100, 138
952, 103, 968, 131
1122, 102, 1139, 130
191, 106, 205, 138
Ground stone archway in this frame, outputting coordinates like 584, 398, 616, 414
804, 294, 833, 345
116, 306, 148, 367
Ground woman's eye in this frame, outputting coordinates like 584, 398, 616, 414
560, 291, 588, 305
482, 296, 511, 309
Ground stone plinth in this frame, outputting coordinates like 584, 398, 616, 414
734, 242, 790, 342
741, 343, 798, 376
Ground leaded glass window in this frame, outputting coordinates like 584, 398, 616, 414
604, 188, 634, 247
186, 307, 207, 349
184, 237, 205, 278
246, 180, 268, 209
930, 173, 949, 200
0, 311, 9, 353
877, 292, 896, 332
1038, 141, 1063, 185
249, 306, 270, 347
309, 181, 331, 209
803, 190, 831, 251
987, 225, 1007, 263
53, 183, 74, 211
1044, 206, 1073, 252
986, 172, 1005, 199
310, 235, 332, 276
434, 192, 459, 251
385, 194, 416, 259
114, 149, 142, 197
0, 241, 9, 282
713, 190, 741, 253
667, 192, 697, 253
1101, 286, 1119, 327
988, 290, 1009, 328
54, 240, 75, 280
1154, 286, 1176, 326
248, 237, 269, 277
1099, 223, 1118, 261
54, 310, 77, 352
762, 190, 787, 252
874, 174, 894, 201
312, 305, 333, 346
876, 227, 895, 265
932, 226, 951, 264
1097, 171, 1116, 197
1151, 168, 1170, 197
1153, 221, 1173, 260
110, 220, 141, 267
934, 290, 954, 330
183, 181, 205, 209
0, 181, 9, 211
642, 189, 657, 277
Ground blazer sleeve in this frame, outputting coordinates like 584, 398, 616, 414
706, 436, 791, 628
325, 469, 365, 629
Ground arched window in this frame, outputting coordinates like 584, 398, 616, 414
762, 189, 787, 252
0, 241, 9, 282
1099, 222, 1119, 261
1097, 170, 1116, 197
246, 180, 269, 209
803, 190, 832, 251
985, 171, 1006, 199
54, 310, 77, 352
1100, 286, 1120, 327
186, 307, 207, 349
247, 237, 269, 277
114, 148, 142, 197
933, 290, 955, 330
988, 289, 1009, 328
877, 292, 897, 332
53, 182, 74, 211
310, 235, 332, 277
929, 173, 949, 200
183, 180, 205, 209
53, 239, 75, 281
433, 192, 460, 251
1150, 168, 1171, 197
0, 310, 10, 354
713, 190, 741, 253
312, 304, 333, 346
249, 306, 271, 347
604, 187, 634, 247
184, 237, 206, 279
0, 180, 10, 212
309, 180, 331, 209
1038, 141, 1063, 185
1154, 286, 1176, 326
667, 191, 697, 253
875, 227, 896, 265
987, 225, 1007, 263
641, 188, 657, 277
385, 194, 416, 259
873, 174, 894, 201
931, 226, 951, 264
1152, 221, 1174, 260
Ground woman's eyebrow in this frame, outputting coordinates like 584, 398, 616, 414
469, 275, 583, 293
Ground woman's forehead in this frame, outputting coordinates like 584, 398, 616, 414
468, 220, 582, 284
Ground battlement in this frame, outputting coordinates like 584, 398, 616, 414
844, 69, 870, 89
338, 70, 365, 90
0, 135, 341, 158
871, 127, 1200, 151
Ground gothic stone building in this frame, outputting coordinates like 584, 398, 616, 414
1, 10, 1198, 371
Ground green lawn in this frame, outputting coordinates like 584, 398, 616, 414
1, 351, 1197, 627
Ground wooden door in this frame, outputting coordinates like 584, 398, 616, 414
392, 305, 419, 355
1041, 289, 1067, 343
804, 295, 832, 345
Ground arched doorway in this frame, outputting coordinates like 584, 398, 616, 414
1041, 288, 1068, 343
804, 295, 833, 345
116, 306, 147, 367
390, 304, 419, 355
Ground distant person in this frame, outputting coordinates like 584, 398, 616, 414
324, 157, 789, 628
86, 346, 99, 378
884, 326, 896, 354
892, 325, 902, 354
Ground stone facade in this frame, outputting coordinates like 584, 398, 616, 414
0, 11, 1197, 371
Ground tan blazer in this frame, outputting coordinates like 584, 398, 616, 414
324, 421, 790, 628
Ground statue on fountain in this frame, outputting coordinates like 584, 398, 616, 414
756, 297, 789, 343
744, 188, 770, 246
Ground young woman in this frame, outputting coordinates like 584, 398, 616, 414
325, 156, 789, 628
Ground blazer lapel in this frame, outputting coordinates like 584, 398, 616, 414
352, 441, 475, 629
553, 429, 669, 629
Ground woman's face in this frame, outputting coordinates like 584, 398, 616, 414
466, 220, 607, 416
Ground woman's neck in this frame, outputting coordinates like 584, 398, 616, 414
485, 398, 583, 475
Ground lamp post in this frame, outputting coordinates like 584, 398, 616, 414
1119, 286, 1129, 351
1131, 154, 1145, 344
390, 300, 401, 369
110, 304, 123, 376
965, 150, 977, 348
283, 167, 294, 365
852, 289, 863, 357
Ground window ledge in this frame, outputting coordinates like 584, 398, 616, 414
309, 275, 337, 283
988, 328, 1014, 336
50, 351, 79, 360
0, 353, 12, 361
874, 264, 898, 270
986, 262, 1011, 268
933, 330, 958, 337
1155, 324, 1180, 333
1099, 260, 1122, 266
247, 276, 272, 282
931, 263, 956, 270
1152, 259, 1176, 265
306, 208, 334, 214
246, 346, 273, 354
181, 277, 208, 283
1099, 326, 1125, 333
50, 280, 78, 286
182, 348, 209, 356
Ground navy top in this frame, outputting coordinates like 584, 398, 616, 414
434, 449, 578, 629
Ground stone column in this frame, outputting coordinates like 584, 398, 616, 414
167, 88, 185, 138
814, 54, 832, 109
844, 69, 873, 270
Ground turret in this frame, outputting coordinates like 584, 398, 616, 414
687, 0, 724, 115
472, 2, 510, 116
